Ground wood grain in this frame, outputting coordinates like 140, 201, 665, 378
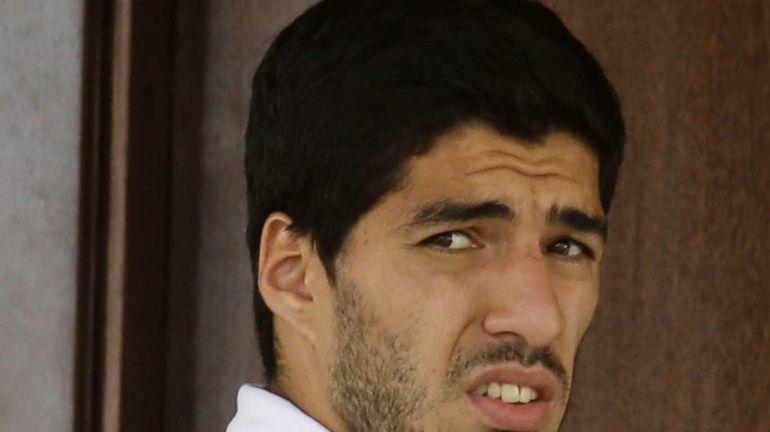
542, 0, 770, 430
91, 0, 176, 431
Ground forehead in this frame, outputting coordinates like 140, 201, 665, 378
398, 123, 602, 212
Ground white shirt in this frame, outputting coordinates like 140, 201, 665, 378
226, 385, 330, 432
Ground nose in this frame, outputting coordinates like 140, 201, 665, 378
481, 250, 564, 348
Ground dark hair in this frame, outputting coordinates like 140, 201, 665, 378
245, 0, 625, 382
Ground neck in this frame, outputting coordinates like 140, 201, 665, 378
273, 322, 346, 431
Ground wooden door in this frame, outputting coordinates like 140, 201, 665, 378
545, 1, 770, 430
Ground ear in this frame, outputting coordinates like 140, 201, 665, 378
258, 212, 319, 344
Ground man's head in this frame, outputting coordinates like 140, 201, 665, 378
245, 0, 624, 430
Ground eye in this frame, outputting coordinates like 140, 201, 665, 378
421, 231, 477, 251
547, 237, 594, 260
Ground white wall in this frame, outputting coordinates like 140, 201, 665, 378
0, 1, 83, 430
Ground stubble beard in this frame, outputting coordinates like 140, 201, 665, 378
329, 279, 427, 432
327, 277, 571, 432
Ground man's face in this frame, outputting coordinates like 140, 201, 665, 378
323, 123, 605, 432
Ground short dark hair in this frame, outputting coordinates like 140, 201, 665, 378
245, 0, 625, 382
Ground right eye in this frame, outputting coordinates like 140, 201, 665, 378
546, 237, 595, 261
420, 231, 477, 251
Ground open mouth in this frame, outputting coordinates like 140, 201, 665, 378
472, 382, 540, 404
465, 367, 558, 431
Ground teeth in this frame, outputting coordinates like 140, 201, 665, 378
520, 387, 534, 403
501, 384, 520, 403
473, 382, 539, 404
487, 382, 501, 399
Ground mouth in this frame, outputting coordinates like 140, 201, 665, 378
472, 382, 542, 403
465, 366, 558, 431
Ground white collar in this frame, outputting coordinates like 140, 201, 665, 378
226, 385, 330, 432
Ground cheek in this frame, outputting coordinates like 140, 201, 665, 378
367, 256, 479, 382
420, 275, 481, 372
556, 278, 599, 352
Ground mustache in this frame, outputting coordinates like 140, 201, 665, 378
446, 341, 569, 392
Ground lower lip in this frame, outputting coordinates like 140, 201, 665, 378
467, 393, 551, 431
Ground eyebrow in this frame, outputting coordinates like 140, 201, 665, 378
402, 199, 514, 228
546, 205, 608, 241
400, 199, 608, 241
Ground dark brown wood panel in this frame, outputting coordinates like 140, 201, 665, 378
541, 0, 770, 430
74, 0, 113, 430
109, 0, 176, 430
164, 2, 318, 430
76, 0, 177, 431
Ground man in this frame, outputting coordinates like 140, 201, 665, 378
228, 0, 624, 431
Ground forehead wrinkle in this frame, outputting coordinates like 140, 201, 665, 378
462, 149, 586, 184
464, 163, 583, 185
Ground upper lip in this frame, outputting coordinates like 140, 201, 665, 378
465, 363, 559, 401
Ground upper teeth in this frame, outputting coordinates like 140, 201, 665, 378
473, 382, 539, 404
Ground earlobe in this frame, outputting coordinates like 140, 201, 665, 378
258, 213, 316, 336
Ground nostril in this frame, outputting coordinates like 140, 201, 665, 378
481, 296, 563, 347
